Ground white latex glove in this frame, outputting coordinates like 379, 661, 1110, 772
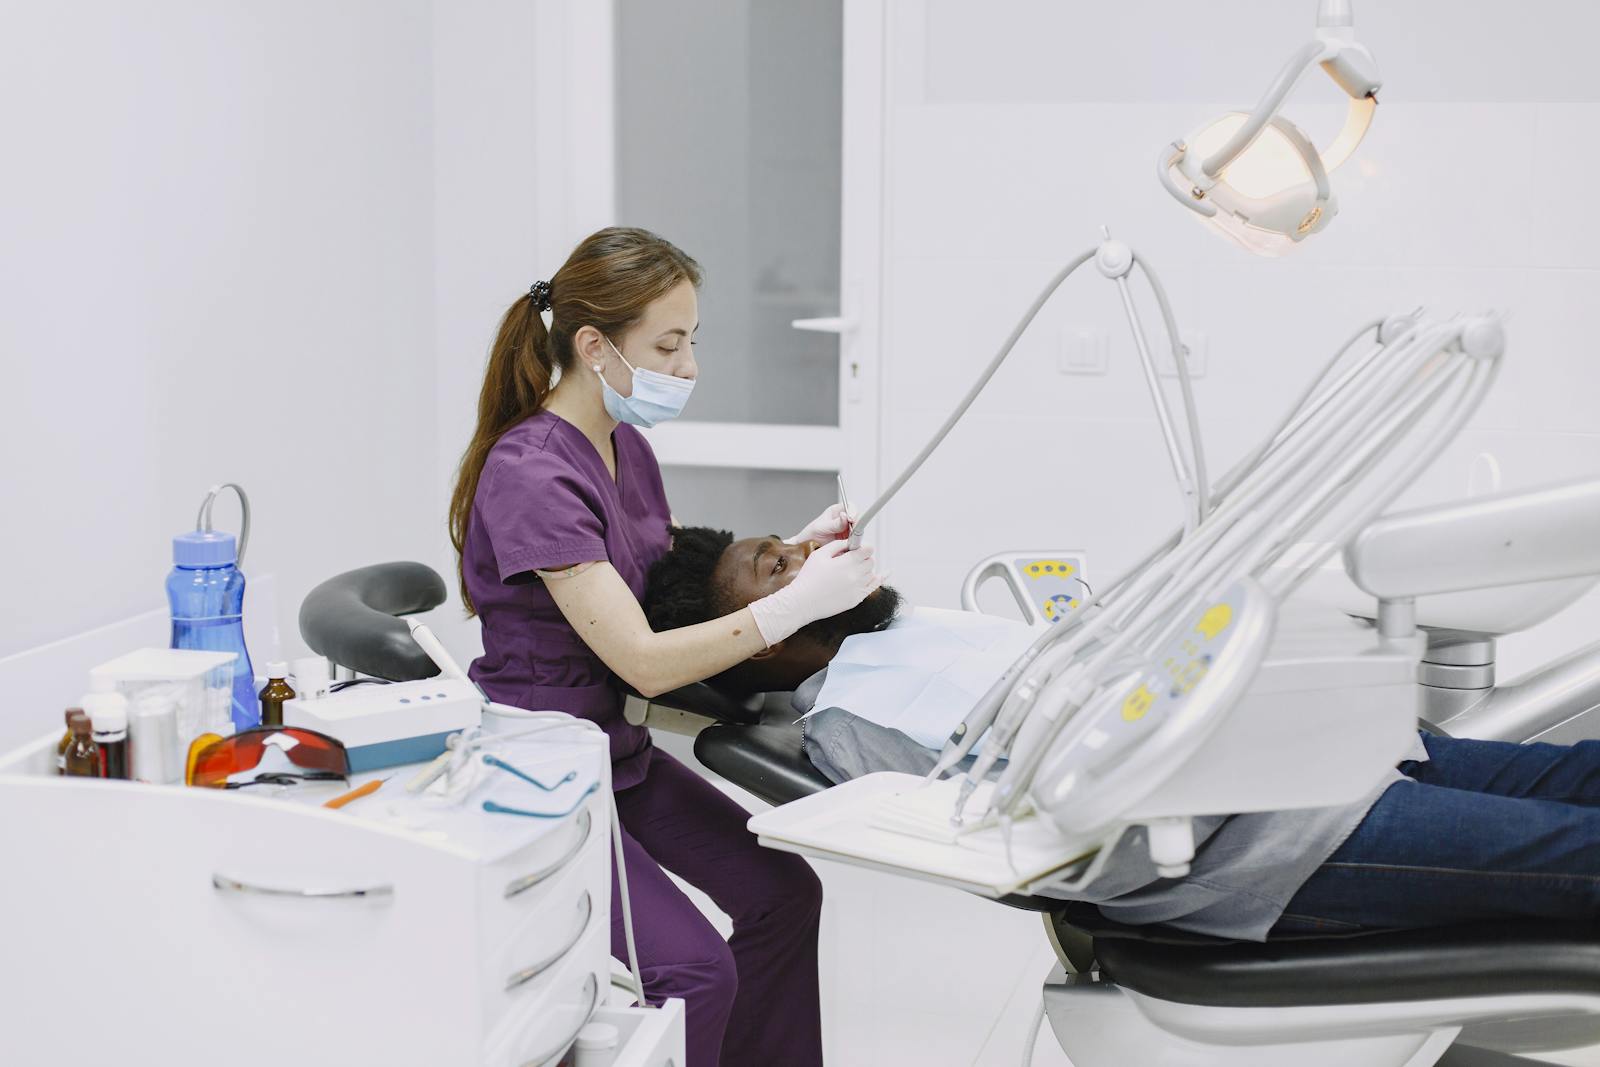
784, 503, 854, 546
748, 539, 882, 646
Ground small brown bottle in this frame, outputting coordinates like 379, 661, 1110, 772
56, 709, 87, 775
63, 716, 101, 778
259, 662, 296, 729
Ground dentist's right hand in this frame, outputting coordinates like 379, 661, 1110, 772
748, 539, 882, 646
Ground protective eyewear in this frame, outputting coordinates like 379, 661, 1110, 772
188, 726, 351, 789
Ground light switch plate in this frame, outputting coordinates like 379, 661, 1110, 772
1059, 327, 1108, 375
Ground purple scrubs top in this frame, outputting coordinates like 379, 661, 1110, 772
463, 409, 672, 790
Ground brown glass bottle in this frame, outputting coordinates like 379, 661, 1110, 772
56, 709, 87, 775
259, 663, 296, 729
63, 717, 101, 777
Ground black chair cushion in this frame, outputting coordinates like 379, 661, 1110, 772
298, 562, 447, 682
1095, 919, 1600, 1008
694, 709, 834, 807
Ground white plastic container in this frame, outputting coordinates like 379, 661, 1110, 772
90, 648, 237, 748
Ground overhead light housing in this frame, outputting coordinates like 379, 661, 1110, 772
1158, 0, 1381, 256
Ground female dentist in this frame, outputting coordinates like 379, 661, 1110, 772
449, 227, 878, 1066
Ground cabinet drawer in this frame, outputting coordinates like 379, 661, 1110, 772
487, 919, 611, 1067
480, 791, 608, 916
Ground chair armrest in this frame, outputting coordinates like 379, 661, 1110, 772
1346, 478, 1600, 599
621, 682, 770, 730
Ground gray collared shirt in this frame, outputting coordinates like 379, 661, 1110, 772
796, 671, 1426, 942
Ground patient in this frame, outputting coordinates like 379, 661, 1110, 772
646, 526, 1600, 943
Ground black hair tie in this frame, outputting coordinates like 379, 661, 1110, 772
529, 280, 552, 312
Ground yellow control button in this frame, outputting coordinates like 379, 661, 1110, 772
1122, 683, 1156, 722
1195, 602, 1233, 640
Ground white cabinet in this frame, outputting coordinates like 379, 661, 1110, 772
0, 724, 682, 1067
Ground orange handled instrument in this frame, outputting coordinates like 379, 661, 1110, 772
323, 776, 389, 809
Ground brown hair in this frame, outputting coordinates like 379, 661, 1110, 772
449, 226, 702, 614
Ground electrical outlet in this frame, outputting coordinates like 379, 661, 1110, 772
1059, 327, 1108, 375
1157, 330, 1207, 378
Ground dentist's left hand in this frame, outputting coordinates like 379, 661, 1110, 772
785, 503, 854, 546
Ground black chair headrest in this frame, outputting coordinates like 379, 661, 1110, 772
298, 562, 448, 682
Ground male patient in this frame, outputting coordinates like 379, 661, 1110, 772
645, 526, 1600, 941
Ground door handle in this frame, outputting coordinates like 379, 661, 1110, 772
504, 809, 593, 899
505, 891, 594, 992
211, 874, 394, 901
519, 973, 600, 1067
791, 316, 857, 334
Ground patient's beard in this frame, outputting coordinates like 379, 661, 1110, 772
795, 585, 903, 652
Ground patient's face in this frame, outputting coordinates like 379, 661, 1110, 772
714, 536, 816, 605
712, 536, 900, 650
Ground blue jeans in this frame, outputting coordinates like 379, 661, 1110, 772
1273, 733, 1600, 936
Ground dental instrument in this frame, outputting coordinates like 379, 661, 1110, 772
836, 473, 853, 541
323, 774, 390, 809
1158, 0, 1381, 255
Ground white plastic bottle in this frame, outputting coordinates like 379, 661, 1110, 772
82, 677, 131, 780
573, 1022, 619, 1067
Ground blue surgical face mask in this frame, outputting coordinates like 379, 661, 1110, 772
594, 337, 695, 428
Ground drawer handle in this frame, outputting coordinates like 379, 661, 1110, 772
519, 972, 599, 1067
211, 874, 394, 901
504, 809, 593, 900
505, 890, 593, 992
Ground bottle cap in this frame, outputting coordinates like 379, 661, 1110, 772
89, 701, 128, 733
576, 1023, 619, 1051
64, 707, 83, 725
172, 529, 238, 568
68, 710, 90, 732
267, 662, 289, 678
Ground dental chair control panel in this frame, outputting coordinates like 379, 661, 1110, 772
961, 551, 1090, 627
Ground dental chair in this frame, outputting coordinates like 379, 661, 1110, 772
675, 480, 1600, 1067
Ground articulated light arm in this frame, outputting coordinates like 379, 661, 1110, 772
1158, 0, 1382, 253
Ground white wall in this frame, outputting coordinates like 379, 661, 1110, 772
874, 0, 1600, 679
0, 1, 578, 747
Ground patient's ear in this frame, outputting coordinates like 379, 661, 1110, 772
749, 639, 785, 661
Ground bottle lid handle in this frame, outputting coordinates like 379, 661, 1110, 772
196, 483, 251, 567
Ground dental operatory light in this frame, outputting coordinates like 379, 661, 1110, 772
1159, 0, 1381, 256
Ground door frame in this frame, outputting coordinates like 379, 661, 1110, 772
550, 0, 889, 520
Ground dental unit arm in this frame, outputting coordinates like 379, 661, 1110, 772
752, 303, 1507, 897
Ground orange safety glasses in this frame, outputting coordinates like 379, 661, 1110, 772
188, 726, 350, 789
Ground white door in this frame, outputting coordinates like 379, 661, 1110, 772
610, 0, 884, 538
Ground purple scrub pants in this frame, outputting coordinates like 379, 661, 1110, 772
609, 747, 824, 1066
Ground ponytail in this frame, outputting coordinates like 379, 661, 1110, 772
449, 227, 702, 615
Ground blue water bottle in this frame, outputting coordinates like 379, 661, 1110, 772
167, 484, 258, 733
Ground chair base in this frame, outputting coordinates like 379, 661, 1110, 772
1042, 966, 1600, 1067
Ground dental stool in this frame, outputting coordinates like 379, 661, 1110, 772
298, 561, 447, 680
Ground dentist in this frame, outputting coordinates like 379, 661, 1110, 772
449, 227, 877, 1066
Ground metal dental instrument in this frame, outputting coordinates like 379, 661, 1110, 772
837, 473, 853, 543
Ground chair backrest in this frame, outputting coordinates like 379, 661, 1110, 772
298, 562, 448, 681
